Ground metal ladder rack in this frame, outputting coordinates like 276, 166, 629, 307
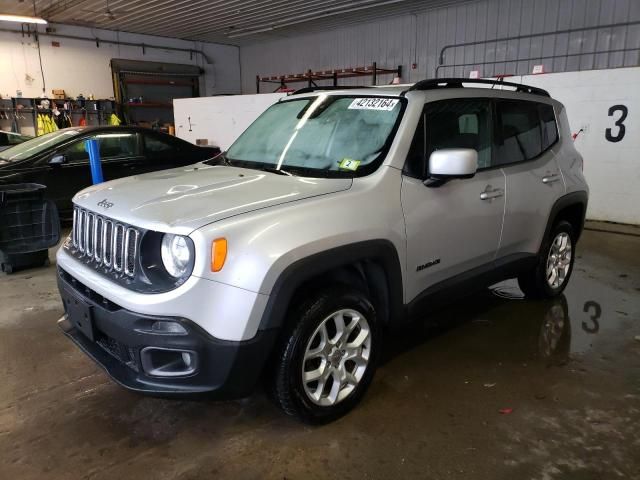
256, 63, 402, 93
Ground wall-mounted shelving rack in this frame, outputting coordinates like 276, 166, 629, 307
0, 97, 119, 136
256, 63, 402, 93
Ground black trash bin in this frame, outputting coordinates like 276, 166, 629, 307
0, 183, 60, 273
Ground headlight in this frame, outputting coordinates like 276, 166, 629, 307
161, 234, 192, 278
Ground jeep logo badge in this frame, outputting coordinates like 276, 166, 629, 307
97, 199, 114, 209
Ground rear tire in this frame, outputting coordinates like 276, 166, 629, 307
270, 287, 380, 424
518, 220, 575, 299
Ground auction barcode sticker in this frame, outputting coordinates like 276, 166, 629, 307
348, 98, 399, 111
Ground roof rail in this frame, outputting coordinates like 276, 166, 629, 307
290, 85, 365, 95
404, 78, 550, 97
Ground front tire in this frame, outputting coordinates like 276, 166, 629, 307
518, 220, 575, 299
271, 287, 380, 424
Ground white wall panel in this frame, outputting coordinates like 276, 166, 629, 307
173, 93, 285, 150
517, 67, 640, 225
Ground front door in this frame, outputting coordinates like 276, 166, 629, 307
401, 97, 505, 303
37, 147, 93, 216
41, 131, 142, 215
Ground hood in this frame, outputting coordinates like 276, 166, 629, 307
73, 164, 352, 234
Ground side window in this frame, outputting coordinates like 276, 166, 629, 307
96, 132, 138, 159
7, 133, 31, 145
539, 103, 558, 150
458, 114, 479, 134
424, 98, 493, 170
63, 133, 138, 163
144, 135, 175, 154
496, 101, 542, 165
63, 139, 89, 163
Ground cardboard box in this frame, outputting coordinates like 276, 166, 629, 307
52, 89, 65, 99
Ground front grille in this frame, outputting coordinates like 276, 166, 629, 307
72, 206, 140, 278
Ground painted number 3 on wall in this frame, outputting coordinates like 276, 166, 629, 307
605, 105, 628, 143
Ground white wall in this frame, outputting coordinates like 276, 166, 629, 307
0, 23, 241, 100
173, 93, 285, 150
516, 67, 640, 225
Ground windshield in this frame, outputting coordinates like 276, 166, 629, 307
2, 131, 32, 144
0, 128, 83, 162
226, 95, 404, 177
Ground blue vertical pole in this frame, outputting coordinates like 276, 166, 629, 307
85, 139, 104, 184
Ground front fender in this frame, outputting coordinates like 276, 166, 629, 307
256, 239, 405, 331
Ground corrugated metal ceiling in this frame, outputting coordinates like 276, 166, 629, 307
0, 0, 470, 45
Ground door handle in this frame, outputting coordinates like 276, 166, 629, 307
542, 173, 561, 184
480, 187, 504, 201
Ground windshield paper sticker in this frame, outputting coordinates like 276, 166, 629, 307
348, 98, 399, 111
339, 158, 361, 171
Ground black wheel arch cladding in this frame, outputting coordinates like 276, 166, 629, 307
257, 240, 404, 332
541, 191, 588, 249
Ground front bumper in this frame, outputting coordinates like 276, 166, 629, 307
57, 268, 278, 398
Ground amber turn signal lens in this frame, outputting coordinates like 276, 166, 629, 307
211, 238, 227, 272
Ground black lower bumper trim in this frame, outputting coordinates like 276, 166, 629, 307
57, 268, 278, 398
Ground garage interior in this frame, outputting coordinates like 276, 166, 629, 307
0, 0, 639, 479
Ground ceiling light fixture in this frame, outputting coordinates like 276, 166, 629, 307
0, 14, 47, 24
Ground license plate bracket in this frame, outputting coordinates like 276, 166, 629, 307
64, 289, 95, 342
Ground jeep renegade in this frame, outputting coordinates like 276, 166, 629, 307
56, 78, 588, 424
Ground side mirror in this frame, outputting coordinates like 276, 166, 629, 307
49, 154, 67, 166
425, 148, 478, 187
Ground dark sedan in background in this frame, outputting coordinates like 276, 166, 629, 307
0, 126, 220, 217
0, 130, 33, 152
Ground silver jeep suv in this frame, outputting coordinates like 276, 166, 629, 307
56, 78, 588, 423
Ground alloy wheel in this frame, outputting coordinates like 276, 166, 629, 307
546, 232, 572, 288
301, 309, 371, 406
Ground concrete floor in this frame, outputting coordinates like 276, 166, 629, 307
1, 229, 639, 480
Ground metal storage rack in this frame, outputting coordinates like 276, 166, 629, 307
0, 97, 119, 136
256, 63, 402, 93
111, 59, 202, 129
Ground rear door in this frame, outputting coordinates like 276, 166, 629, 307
401, 98, 506, 303
140, 132, 196, 173
45, 131, 142, 212
495, 100, 566, 257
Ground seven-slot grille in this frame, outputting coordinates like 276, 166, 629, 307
72, 206, 139, 277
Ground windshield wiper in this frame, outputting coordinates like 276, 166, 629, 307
204, 152, 233, 166
261, 166, 294, 176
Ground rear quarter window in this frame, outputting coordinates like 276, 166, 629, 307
144, 135, 175, 153
539, 103, 559, 150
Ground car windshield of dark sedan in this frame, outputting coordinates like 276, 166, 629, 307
1, 131, 32, 145
225, 95, 404, 176
0, 128, 83, 162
